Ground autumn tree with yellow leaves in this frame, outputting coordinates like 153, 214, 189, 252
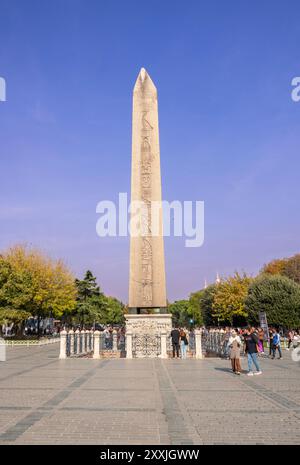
0, 245, 76, 331
212, 272, 252, 325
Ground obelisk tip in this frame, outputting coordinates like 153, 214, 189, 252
134, 67, 156, 94
140, 67, 146, 82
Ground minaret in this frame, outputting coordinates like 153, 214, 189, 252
128, 68, 167, 312
215, 272, 221, 284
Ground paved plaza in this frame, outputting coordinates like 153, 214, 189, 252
0, 344, 300, 445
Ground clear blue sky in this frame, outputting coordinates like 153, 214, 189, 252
0, 0, 300, 302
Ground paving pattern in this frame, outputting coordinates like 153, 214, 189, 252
0, 344, 299, 444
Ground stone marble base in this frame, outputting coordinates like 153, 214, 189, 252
125, 313, 172, 335
125, 313, 172, 358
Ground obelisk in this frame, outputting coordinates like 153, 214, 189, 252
128, 68, 167, 313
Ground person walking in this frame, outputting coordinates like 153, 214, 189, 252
272, 329, 282, 359
228, 330, 242, 375
244, 327, 262, 376
179, 329, 188, 359
170, 327, 180, 358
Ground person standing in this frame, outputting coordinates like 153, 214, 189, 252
287, 330, 294, 350
269, 329, 274, 357
227, 330, 242, 375
257, 327, 265, 355
170, 327, 180, 358
272, 329, 282, 359
179, 329, 188, 359
244, 327, 262, 376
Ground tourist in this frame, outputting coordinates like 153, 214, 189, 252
179, 329, 188, 359
292, 332, 300, 348
287, 329, 294, 350
227, 329, 242, 375
104, 327, 111, 349
271, 329, 282, 359
269, 329, 274, 357
170, 326, 180, 358
257, 327, 265, 355
244, 327, 262, 376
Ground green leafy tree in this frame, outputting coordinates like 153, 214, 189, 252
198, 284, 217, 326
245, 274, 300, 327
104, 296, 125, 325
212, 272, 251, 325
168, 300, 192, 327
188, 290, 204, 326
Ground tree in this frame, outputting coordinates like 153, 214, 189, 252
75, 270, 100, 300
0, 245, 76, 332
168, 300, 192, 327
212, 272, 252, 325
283, 254, 300, 284
188, 291, 204, 326
245, 274, 300, 328
73, 271, 125, 326
261, 258, 287, 276
198, 284, 217, 326
261, 254, 300, 285
104, 296, 125, 325
74, 270, 105, 325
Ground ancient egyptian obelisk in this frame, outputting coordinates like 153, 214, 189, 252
128, 68, 167, 314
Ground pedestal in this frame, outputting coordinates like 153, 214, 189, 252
125, 313, 172, 358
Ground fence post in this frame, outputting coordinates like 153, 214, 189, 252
126, 331, 133, 359
89, 330, 93, 352
113, 330, 118, 351
195, 330, 203, 359
93, 330, 101, 359
88, 330, 90, 352
100, 332, 104, 351
69, 329, 75, 356
0, 337, 6, 362
85, 329, 90, 354
75, 329, 80, 355
81, 330, 86, 354
59, 330, 67, 359
160, 331, 167, 359
84, 330, 88, 353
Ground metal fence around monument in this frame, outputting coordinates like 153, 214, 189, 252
64, 331, 94, 357
188, 331, 195, 354
66, 333, 71, 357
201, 331, 227, 357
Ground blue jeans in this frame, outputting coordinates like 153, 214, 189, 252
247, 352, 260, 372
180, 341, 187, 359
272, 344, 282, 358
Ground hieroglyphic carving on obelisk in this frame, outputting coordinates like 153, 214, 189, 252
129, 68, 167, 310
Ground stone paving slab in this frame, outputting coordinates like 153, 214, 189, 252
0, 344, 299, 444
